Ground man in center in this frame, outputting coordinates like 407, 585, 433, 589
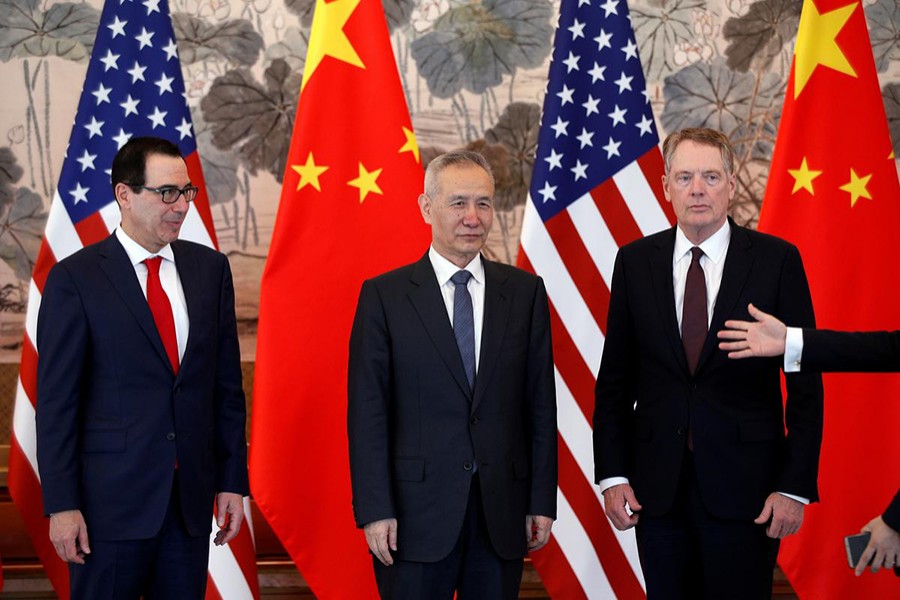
593, 128, 824, 598
348, 150, 557, 599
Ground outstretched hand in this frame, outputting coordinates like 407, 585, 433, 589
718, 303, 787, 359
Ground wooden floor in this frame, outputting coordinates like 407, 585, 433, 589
0, 560, 799, 599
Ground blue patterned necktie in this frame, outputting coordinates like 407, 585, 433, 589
451, 270, 475, 391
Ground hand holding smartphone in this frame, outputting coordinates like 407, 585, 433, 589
845, 531, 872, 569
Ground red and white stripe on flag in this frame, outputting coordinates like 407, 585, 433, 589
7, 1, 257, 598
518, 0, 675, 597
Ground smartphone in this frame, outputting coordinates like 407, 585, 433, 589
844, 531, 872, 568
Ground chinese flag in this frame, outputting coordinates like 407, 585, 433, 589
249, 0, 430, 597
759, 0, 900, 597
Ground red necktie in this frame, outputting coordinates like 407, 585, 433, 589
144, 257, 179, 374
682, 246, 707, 375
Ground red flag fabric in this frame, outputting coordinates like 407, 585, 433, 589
6, 1, 258, 598
759, 0, 900, 597
248, 0, 430, 596
518, 0, 673, 596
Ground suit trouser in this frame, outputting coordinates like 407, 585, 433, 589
69, 475, 210, 600
635, 451, 779, 600
373, 474, 524, 600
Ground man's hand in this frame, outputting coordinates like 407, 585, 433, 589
855, 515, 900, 576
526, 515, 554, 551
49, 509, 90, 564
602, 484, 642, 531
718, 303, 787, 358
214, 492, 244, 546
364, 518, 398, 566
754, 493, 804, 539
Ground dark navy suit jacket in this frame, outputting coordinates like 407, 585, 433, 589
36, 234, 248, 541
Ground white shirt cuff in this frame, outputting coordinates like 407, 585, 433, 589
598, 476, 630, 495
778, 491, 809, 505
784, 327, 804, 373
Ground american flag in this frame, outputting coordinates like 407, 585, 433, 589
518, 0, 675, 597
7, 1, 258, 598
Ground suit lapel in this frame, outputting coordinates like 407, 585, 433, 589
408, 254, 472, 398
649, 228, 688, 372
472, 259, 509, 413
698, 222, 754, 371
172, 241, 200, 380
97, 235, 172, 372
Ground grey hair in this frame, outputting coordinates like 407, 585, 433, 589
662, 128, 735, 177
424, 150, 494, 198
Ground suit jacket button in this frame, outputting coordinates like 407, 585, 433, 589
166, 432, 176, 441
463, 462, 473, 471
676, 427, 685, 436
470, 416, 478, 425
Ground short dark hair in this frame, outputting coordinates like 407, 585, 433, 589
424, 150, 494, 198
662, 128, 735, 177
111, 137, 183, 196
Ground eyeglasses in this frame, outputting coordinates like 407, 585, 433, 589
127, 184, 199, 204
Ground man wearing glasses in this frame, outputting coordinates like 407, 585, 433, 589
36, 136, 249, 599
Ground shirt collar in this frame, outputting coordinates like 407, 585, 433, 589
115, 228, 175, 266
428, 246, 484, 286
673, 219, 731, 265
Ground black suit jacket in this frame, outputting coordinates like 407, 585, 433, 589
36, 235, 248, 541
798, 329, 900, 556
348, 253, 557, 562
594, 222, 824, 520
803, 329, 900, 373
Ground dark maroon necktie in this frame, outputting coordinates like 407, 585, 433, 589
682, 247, 707, 374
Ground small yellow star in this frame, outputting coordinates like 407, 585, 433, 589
290, 152, 329, 192
839, 168, 873, 207
787, 157, 823, 195
302, 0, 364, 92
793, 1, 857, 99
348, 162, 383, 203
399, 126, 420, 163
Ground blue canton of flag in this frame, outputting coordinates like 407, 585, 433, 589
530, 0, 659, 222
60, 0, 196, 226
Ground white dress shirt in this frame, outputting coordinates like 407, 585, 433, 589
428, 246, 485, 371
116, 228, 189, 362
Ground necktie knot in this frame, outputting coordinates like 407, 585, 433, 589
451, 270, 472, 287
144, 256, 163, 274
690, 246, 703, 264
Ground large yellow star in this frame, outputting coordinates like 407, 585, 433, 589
301, 0, 364, 92
291, 152, 329, 191
399, 126, 420, 163
839, 168, 872, 207
348, 162, 383, 203
793, 1, 857, 99
787, 157, 823, 195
